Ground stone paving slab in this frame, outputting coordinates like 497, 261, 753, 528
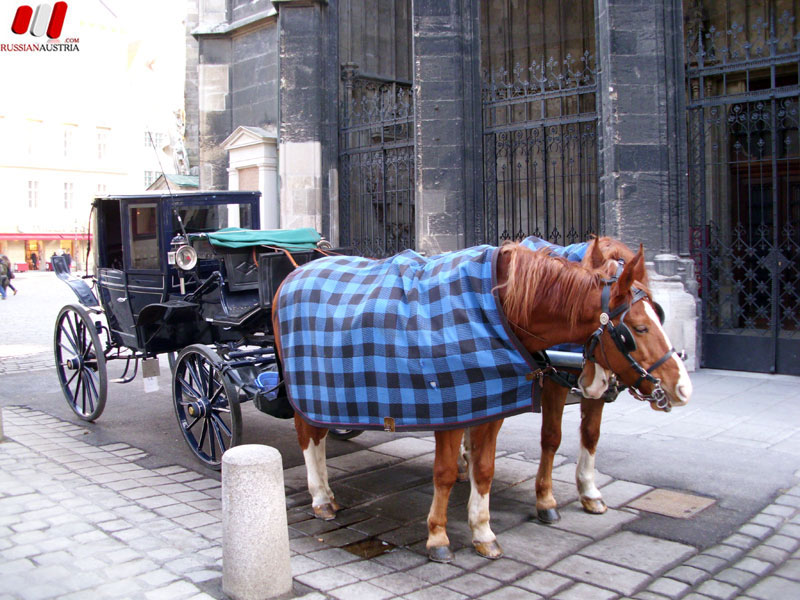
2, 404, 800, 600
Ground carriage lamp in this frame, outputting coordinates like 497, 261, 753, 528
168, 234, 198, 271
175, 245, 198, 271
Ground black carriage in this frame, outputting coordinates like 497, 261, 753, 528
53, 191, 359, 468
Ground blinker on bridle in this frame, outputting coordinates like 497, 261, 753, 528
583, 263, 676, 411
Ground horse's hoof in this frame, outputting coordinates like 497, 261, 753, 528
427, 545, 454, 563
536, 508, 561, 524
456, 470, 469, 483
581, 497, 608, 515
473, 540, 503, 560
313, 503, 338, 520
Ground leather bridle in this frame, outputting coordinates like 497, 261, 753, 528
582, 265, 676, 411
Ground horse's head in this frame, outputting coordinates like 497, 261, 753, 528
575, 238, 637, 400
581, 242, 692, 411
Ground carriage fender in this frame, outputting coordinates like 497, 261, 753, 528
136, 301, 201, 327
53, 255, 100, 308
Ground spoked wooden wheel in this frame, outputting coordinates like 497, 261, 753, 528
172, 344, 242, 469
53, 304, 107, 421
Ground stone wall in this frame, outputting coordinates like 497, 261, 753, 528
192, 1, 279, 190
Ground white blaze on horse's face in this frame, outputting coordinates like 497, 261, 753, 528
578, 361, 611, 399
643, 302, 692, 408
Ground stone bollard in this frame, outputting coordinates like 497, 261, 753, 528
222, 444, 292, 600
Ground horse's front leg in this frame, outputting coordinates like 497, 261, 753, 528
577, 397, 607, 515
295, 414, 339, 520
536, 378, 567, 523
466, 420, 504, 559
427, 429, 463, 562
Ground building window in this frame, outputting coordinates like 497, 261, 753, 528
96, 183, 107, 195
144, 170, 158, 188
27, 181, 39, 208
64, 182, 74, 209
97, 128, 110, 159
63, 126, 75, 157
144, 131, 165, 149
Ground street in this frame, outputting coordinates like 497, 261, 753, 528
0, 270, 799, 599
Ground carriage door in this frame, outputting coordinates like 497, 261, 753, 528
479, 0, 599, 245
686, 0, 800, 375
338, 0, 414, 258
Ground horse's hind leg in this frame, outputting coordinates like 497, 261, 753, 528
456, 429, 470, 482
536, 378, 567, 523
466, 420, 504, 559
295, 414, 339, 520
426, 429, 463, 563
578, 397, 607, 515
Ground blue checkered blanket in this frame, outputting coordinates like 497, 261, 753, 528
520, 236, 589, 261
276, 246, 539, 431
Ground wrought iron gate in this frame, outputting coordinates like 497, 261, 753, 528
686, 0, 800, 374
479, 0, 599, 245
339, 67, 414, 257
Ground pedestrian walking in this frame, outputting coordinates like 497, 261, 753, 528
30, 252, 39, 271
0, 255, 16, 296
0, 259, 8, 300
65, 251, 72, 270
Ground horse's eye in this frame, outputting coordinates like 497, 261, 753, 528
634, 326, 648, 334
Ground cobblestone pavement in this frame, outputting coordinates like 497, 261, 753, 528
0, 271, 76, 375
1, 403, 798, 600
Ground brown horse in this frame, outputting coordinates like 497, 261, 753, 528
272, 239, 691, 563
457, 236, 646, 521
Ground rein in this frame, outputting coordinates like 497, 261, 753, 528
583, 264, 676, 411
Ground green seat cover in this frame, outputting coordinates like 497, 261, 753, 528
206, 227, 321, 250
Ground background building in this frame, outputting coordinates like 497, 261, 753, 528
0, 0, 187, 272
186, 0, 798, 376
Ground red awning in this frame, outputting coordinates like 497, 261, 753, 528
0, 233, 91, 241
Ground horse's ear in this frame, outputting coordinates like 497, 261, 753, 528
615, 245, 645, 296
587, 238, 605, 270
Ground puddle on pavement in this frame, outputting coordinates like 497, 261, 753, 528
342, 537, 396, 558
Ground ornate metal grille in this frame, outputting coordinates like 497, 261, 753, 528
339, 66, 414, 257
480, 0, 599, 245
685, 0, 800, 374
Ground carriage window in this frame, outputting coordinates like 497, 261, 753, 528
128, 204, 159, 269
172, 203, 253, 233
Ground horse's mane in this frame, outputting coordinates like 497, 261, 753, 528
587, 236, 652, 294
496, 243, 603, 330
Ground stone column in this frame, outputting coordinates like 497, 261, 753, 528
227, 167, 240, 191
595, 0, 688, 258
274, 0, 337, 236
596, 0, 697, 365
411, 0, 481, 255
257, 162, 276, 230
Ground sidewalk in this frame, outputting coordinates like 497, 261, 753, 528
1, 371, 799, 599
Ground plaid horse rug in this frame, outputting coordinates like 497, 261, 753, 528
276, 245, 541, 431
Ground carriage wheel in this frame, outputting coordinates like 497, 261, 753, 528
172, 344, 242, 469
328, 428, 364, 441
53, 304, 108, 421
